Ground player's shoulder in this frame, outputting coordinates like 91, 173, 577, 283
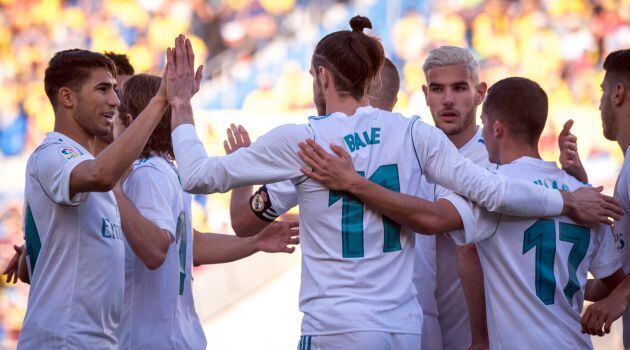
129, 155, 177, 183
29, 132, 90, 166
265, 122, 313, 141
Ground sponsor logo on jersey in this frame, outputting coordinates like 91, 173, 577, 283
58, 147, 80, 160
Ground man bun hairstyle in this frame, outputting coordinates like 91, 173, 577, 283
312, 15, 384, 101
118, 74, 174, 160
483, 77, 548, 145
44, 49, 117, 108
349, 15, 372, 32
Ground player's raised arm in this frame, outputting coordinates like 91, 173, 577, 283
172, 116, 311, 194
68, 35, 200, 198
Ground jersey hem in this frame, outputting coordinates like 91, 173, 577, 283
299, 328, 422, 336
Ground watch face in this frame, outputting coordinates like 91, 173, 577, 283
251, 191, 269, 212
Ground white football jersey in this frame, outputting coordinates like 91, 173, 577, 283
613, 147, 630, 346
118, 155, 205, 350
253, 180, 298, 222
450, 157, 621, 349
19, 132, 124, 349
172, 106, 564, 335
433, 126, 491, 349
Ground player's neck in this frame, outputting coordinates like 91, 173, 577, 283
499, 143, 540, 165
93, 138, 109, 156
617, 113, 630, 155
448, 123, 478, 149
53, 113, 95, 154
325, 95, 369, 117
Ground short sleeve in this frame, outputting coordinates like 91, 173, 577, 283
589, 225, 623, 279
124, 166, 178, 239
440, 184, 502, 245
266, 180, 299, 218
32, 144, 93, 206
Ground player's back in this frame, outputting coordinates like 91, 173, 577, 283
454, 157, 620, 349
296, 106, 424, 335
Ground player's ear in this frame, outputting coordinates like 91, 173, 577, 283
421, 85, 428, 105
58, 87, 75, 109
124, 113, 134, 127
475, 82, 488, 105
493, 120, 504, 138
614, 83, 626, 106
319, 66, 331, 89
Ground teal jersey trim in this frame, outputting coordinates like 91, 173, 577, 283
307, 113, 333, 121
409, 117, 423, 174
176, 211, 187, 295
24, 205, 41, 274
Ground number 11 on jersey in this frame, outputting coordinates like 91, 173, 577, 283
328, 164, 402, 258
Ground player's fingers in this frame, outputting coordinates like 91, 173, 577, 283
284, 246, 296, 253
603, 203, 624, 220
226, 127, 237, 148
563, 142, 578, 152
560, 119, 574, 136
285, 221, 299, 228
12, 271, 18, 284
298, 142, 325, 165
223, 140, 230, 154
185, 37, 194, 73
300, 167, 324, 183
238, 125, 251, 145
298, 149, 319, 169
602, 198, 624, 218
288, 237, 300, 245
603, 316, 614, 334
330, 144, 350, 160
593, 186, 604, 193
305, 139, 330, 160
194, 65, 203, 91
230, 124, 243, 147
581, 309, 592, 333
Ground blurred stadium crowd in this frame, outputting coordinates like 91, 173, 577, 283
1, 0, 630, 347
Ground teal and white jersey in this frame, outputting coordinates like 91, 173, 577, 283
613, 147, 630, 346
433, 126, 491, 349
19, 132, 124, 349
172, 106, 564, 335
450, 157, 621, 349
119, 155, 205, 350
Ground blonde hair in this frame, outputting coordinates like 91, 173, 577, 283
423, 46, 480, 83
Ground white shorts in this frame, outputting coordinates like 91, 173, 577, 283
421, 313, 442, 350
297, 332, 421, 350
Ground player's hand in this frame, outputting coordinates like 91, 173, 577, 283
298, 139, 361, 191
254, 221, 299, 254
223, 124, 251, 154
581, 293, 627, 336
558, 119, 588, 183
165, 34, 203, 107
562, 187, 623, 225
3, 244, 24, 284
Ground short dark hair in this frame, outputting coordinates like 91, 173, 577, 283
118, 74, 173, 159
312, 15, 384, 101
368, 58, 400, 111
44, 49, 117, 108
104, 51, 135, 76
483, 77, 548, 145
603, 49, 630, 85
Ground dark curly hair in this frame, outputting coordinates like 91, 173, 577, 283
117, 74, 174, 160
